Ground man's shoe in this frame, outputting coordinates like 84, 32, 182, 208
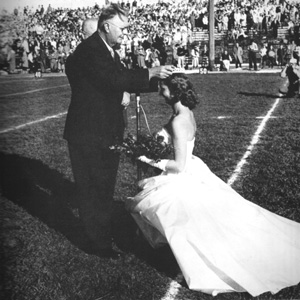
83, 245, 123, 259
286, 93, 296, 98
280, 93, 295, 98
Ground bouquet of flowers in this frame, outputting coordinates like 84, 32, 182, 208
110, 132, 173, 164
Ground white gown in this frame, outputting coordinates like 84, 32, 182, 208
126, 131, 300, 297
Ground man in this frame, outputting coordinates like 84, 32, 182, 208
149, 45, 161, 67
190, 44, 200, 69
176, 43, 186, 69
82, 18, 98, 39
248, 39, 258, 71
259, 42, 267, 69
280, 57, 300, 97
277, 43, 286, 67
81, 17, 131, 124
64, 3, 174, 259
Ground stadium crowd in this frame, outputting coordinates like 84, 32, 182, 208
1, 0, 300, 75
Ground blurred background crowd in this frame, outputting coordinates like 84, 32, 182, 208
0, 0, 300, 75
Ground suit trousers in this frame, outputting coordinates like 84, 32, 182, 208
68, 142, 120, 250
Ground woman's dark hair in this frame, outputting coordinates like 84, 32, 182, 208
98, 3, 129, 30
163, 74, 199, 110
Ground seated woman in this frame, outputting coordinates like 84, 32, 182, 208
126, 73, 300, 297
220, 49, 231, 71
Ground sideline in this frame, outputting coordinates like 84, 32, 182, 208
0, 84, 69, 98
0, 79, 45, 84
227, 96, 281, 186
0, 112, 67, 134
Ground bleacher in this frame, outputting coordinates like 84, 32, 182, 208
191, 26, 290, 44
192, 29, 228, 42
185, 26, 291, 66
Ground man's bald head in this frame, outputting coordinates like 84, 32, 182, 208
82, 18, 98, 39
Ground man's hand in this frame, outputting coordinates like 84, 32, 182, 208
121, 91, 130, 107
148, 65, 175, 80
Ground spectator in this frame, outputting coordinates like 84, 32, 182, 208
277, 43, 286, 67
280, 57, 300, 97
2, 0, 300, 75
287, 39, 297, 61
260, 42, 268, 69
222, 12, 229, 31
233, 42, 243, 69
262, 13, 269, 35
190, 44, 200, 69
49, 48, 59, 72
220, 48, 231, 71
149, 46, 161, 67
201, 44, 209, 67
267, 44, 276, 68
294, 41, 300, 65
6, 44, 16, 74
32, 51, 42, 78
248, 39, 258, 71
237, 26, 248, 43
136, 43, 146, 68
176, 43, 186, 69
82, 18, 98, 39
270, 17, 279, 38
294, 20, 300, 44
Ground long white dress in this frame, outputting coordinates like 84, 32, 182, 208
126, 131, 300, 297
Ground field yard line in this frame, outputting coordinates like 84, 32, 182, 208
227, 97, 281, 186
0, 111, 67, 134
0, 84, 69, 98
0, 79, 45, 84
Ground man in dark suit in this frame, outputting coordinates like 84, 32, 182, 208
64, 3, 174, 259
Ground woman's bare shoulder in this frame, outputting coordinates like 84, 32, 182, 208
171, 114, 195, 140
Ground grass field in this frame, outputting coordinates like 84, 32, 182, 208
0, 70, 300, 300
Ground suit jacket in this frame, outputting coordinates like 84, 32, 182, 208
64, 32, 151, 148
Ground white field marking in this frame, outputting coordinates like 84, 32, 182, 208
227, 97, 281, 186
0, 84, 69, 98
0, 79, 45, 84
161, 280, 182, 300
256, 116, 277, 119
216, 116, 278, 119
0, 111, 67, 134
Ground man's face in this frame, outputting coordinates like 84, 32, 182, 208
106, 15, 129, 47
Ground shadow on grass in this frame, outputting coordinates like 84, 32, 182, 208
238, 92, 280, 98
0, 152, 94, 251
0, 152, 180, 279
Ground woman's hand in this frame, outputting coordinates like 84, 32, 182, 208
137, 156, 169, 171
137, 155, 152, 164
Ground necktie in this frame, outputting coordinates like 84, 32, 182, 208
109, 48, 115, 61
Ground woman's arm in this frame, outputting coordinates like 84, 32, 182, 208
164, 118, 188, 173
138, 118, 191, 173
